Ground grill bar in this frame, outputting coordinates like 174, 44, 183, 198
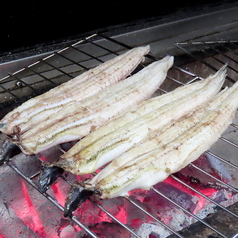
90, 198, 141, 238
189, 163, 238, 193
175, 42, 236, 83
220, 136, 238, 148
206, 150, 238, 170
11, 74, 43, 94
124, 196, 185, 238
5, 160, 99, 238
1, 34, 238, 237
0, 84, 19, 99
151, 187, 227, 238
207, 45, 238, 69
170, 175, 238, 219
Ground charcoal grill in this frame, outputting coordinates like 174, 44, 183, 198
1, 4, 238, 238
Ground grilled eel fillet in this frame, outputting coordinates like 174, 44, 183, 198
0, 45, 150, 136
11, 55, 174, 154
85, 80, 238, 199
54, 65, 227, 175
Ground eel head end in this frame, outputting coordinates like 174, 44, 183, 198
64, 182, 94, 218
38, 165, 64, 193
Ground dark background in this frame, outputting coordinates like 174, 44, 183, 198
1, 0, 237, 54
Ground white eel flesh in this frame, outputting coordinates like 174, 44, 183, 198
0, 45, 150, 136
56, 65, 227, 175
15, 55, 174, 154
85, 80, 238, 199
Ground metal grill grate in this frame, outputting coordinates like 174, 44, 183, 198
1, 34, 238, 238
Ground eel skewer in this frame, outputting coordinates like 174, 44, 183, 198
63, 78, 238, 217
17, 55, 173, 155
0, 45, 150, 136
37, 56, 174, 192
38, 65, 226, 193
86, 80, 238, 199
51, 65, 226, 175
89, 87, 230, 186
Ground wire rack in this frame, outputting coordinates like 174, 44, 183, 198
1, 33, 238, 238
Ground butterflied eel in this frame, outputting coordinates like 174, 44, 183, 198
15, 55, 174, 154
0, 45, 150, 135
85, 80, 238, 199
90, 87, 229, 183
55, 65, 226, 175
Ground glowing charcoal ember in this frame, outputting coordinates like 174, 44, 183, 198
163, 176, 219, 214
73, 197, 126, 226
0, 197, 38, 237
0, 153, 72, 237
0, 149, 236, 238
131, 183, 233, 237
51, 183, 68, 207
150, 182, 200, 214
19, 179, 47, 237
